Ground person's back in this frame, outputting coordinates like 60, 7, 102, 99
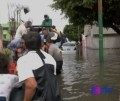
15, 21, 32, 39
48, 44, 63, 74
46, 36, 63, 74
9, 23, 27, 57
14, 24, 27, 39
48, 44, 62, 61
7, 38, 21, 52
17, 50, 56, 81
15, 32, 61, 101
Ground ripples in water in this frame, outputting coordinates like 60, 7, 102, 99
57, 49, 120, 101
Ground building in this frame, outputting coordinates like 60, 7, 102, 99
84, 25, 120, 49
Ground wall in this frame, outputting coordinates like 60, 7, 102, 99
84, 25, 120, 49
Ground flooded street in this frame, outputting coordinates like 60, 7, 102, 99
57, 49, 120, 101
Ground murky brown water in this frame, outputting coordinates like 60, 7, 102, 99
57, 49, 120, 101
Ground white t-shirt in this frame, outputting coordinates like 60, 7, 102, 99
15, 24, 27, 39
17, 50, 56, 82
0, 74, 18, 101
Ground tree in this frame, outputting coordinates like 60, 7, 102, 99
51, 0, 120, 34
63, 24, 83, 41
0, 24, 3, 52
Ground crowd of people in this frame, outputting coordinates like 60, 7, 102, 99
0, 14, 64, 101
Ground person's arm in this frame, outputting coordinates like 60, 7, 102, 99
50, 28, 60, 35
50, 28, 62, 42
24, 77, 37, 101
17, 58, 37, 101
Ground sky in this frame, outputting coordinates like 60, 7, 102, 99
0, 0, 69, 31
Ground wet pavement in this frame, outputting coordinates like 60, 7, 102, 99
57, 49, 120, 101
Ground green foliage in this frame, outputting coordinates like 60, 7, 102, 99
2, 48, 12, 57
51, 0, 120, 34
63, 24, 83, 41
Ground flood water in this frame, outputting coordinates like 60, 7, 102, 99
57, 49, 120, 101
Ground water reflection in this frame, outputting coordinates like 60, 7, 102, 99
57, 49, 120, 101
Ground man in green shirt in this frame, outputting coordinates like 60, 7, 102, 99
41, 14, 52, 27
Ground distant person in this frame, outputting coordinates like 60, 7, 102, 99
15, 21, 32, 39
7, 34, 26, 60
9, 18, 16, 40
0, 52, 18, 101
51, 26, 62, 47
41, 14, 52, 26
41, 27, 61, 43
8, 21, 32, 52
40, 27, 62, 52
46, 35, 63, 74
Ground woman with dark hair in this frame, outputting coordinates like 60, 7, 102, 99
0, 52, 18, 101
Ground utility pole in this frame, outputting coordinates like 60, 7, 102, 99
98, 0, 104, 64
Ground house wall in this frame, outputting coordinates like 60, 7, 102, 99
84, 25, 120, 49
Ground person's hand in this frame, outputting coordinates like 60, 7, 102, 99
50, 28, 61, 36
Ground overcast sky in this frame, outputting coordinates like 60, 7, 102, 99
0, 0, 69, 31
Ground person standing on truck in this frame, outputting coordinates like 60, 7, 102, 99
41, 14, 52, 27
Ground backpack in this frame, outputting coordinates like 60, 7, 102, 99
10, 50, 61, 101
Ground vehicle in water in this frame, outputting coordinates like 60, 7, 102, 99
61, 41, 76, 54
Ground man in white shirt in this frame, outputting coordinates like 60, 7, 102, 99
14, 21, 32, 39
7, 21, 32, 59
17, 32, 60, 101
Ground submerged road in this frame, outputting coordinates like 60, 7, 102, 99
57, 49, 120, 101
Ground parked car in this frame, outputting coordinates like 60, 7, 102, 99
61, 41, 76, 54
